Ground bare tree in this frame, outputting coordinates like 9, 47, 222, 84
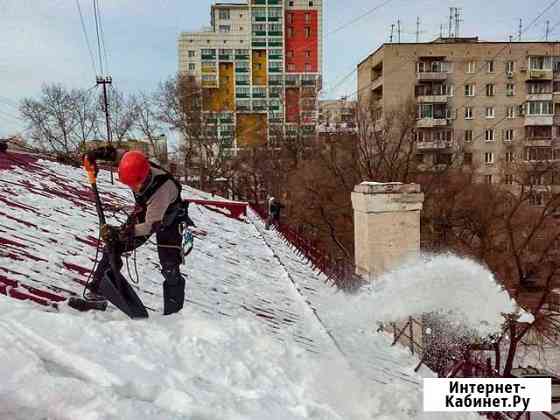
72, 88, 99, 150
106, 88, 138, 145
20, 84, 82, 155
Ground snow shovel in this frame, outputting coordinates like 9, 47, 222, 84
83, 156, 148, 319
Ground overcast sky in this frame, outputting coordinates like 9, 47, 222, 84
0, 0, 558, 137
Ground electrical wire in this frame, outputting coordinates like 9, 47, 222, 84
75, 0, 98, 77
96, 0, 110, 75
328, 0, 396, 36
92, 0, 104, 75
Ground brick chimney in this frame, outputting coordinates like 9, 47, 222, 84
351, 182, 424, 279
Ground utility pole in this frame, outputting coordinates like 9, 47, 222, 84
545, 20, 550, 41
518, 19, 523, 41
390, 23, 395, 43
397, 19, 401, 43
97, 75, 114, 183
416, 16, 420, 42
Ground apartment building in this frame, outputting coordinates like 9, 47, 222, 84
178, 0, 323, 151
357, 38, 560, 186
318, 98, 356, 134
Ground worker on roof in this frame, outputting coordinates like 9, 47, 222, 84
84, 145, 191, 315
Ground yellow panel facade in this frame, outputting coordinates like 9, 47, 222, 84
236, 113, 267, 147
252, 50, 267, 86
203, 63, 235, 112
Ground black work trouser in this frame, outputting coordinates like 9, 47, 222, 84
91, 221, 185, 315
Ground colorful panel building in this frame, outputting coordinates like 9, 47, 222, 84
178, 0, 323, 151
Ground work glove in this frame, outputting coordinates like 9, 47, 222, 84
100, 224, 120, 243
84, 146, 117, 167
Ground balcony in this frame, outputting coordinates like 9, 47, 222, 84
416, 140, 454, 150
302, 77, 317, 87
235, 67, 249, 73
219, 54, 233, 61
525, 115, 554, 126
201, 54, 216, 60
252, 40, 267, 47
371, 76, 383, 92
529, 69, 553, 80
268, 31, 283, 37
235, 54, 249, 60
555, 115, 560, 125
268, 78, 283, 86
235, 79, 249, 86
268, 0, 281, 4
416, 72, 448, 81
268, 40, 283, 47
201, 65, 217, 74
285, 76, 299, 86
525, 138, 553, 147
526, 93, 553, 101
416, 95, 448, 103
202, 80, 218, 88
268, 67, 282, 73
252, 0, 266, 4
416, 118, 448, 128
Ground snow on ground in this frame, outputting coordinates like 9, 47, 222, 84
0, 154, 489, 419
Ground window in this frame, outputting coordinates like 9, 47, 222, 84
465, 106, 473, 119
287, 27, 294, 37
464, 129, 473, 142
305, 27, 311, 38
506, 60, 515, 74
219, 25, 231, 33
485, 175, 493, 184
305, 63, 312, 72
464, 152, 473, 165
188, 63, 195, 71
309, 1, 314, 5
506, 83, 515, 96
202, 48, 215, 56
505, 151, 514, 162
527, 101, 554, 115
485, 128, 495, 142
526, 126, 552, 139
219, 9, 230, 20
287, 50, 294, 58
289, 1, 294, 5
288, 63, 296, 72
465, 84, 475, 96
484, 152, 494, 164
486, 84, 495, 96
305, 13, 311, 24
529, 56, 552, 70
269, 23, 282, 33
188, 50, 196, 57
305, 50, 311, 58
504, 174, 514, 185
415, 153, 425, 164
504, 128, 514, 142
486, 60, 495, 73
435, 153, 452, 165
466, 61, 476, 73
486, 107, 495, 118
506, 106, 515, 119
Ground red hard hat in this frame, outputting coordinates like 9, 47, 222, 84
118, 151, 150, 188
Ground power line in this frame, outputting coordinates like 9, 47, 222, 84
92, 0, 104, 75
328, 0, 396, 36
75, 0, 98, 77
96, 0, 110, 75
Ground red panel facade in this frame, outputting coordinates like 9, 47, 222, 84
286, 88, 301, 123
285, 10, 318, 73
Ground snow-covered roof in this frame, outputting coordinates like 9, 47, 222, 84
0, 152, 482, 419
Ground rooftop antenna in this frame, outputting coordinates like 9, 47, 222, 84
454, 8, 462, 38
545, 20, 550, 41
390, 23, 395, 43
518, 18, 523, 41
448, 7, 454, 37
440, 23, 443, 38
397, 19, 401, 43
416, 16, 420, 42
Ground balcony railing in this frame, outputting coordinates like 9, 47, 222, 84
529, 69, 553, 80
524, 115, 554, 126
416, 95, 449, 103
416, 118, 449, 128
416, 140, 454, 150
416, 72, 448, 81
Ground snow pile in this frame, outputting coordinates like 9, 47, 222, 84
0, 295, 481, 420
353, 254, 526, 335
